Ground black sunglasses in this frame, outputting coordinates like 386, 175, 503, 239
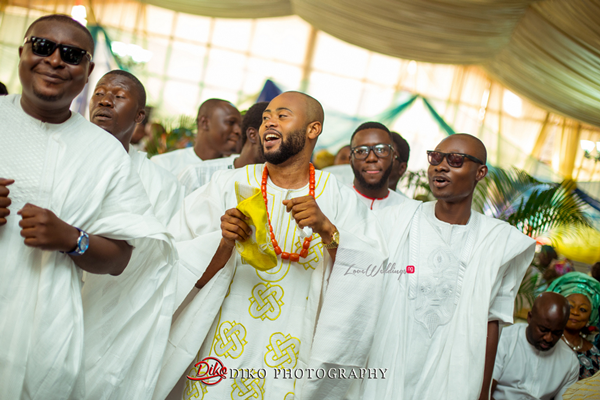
351, 144, 394, 160
427, 150, 484, 168
24, 36, 92, 65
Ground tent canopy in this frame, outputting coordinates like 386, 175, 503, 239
142, 0, 600, 128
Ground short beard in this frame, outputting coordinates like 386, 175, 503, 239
33, 87, 60, 102
261, 128, 306, 165
352, 160, 393, 191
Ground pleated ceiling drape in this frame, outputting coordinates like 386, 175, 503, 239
141, 0, 600, 127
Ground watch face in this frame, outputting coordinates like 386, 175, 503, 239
79, 233, 90, 253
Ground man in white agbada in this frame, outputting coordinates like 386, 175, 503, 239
0, 15, 173, 400
177, 101, 267, 195
153, 92, 388, 400
349, 122, 406, 210
90, 70, 184, 225
85, 70, 180, 399
491, 292, 579, 400
151, 99, 242, 177
359, 134, 536, 400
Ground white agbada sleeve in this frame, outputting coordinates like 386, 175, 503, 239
153, 171, 236, 400
297, 185, 392, 400
80, 150, 182, 400
129, 148, 184, 226
0, 95, 174, 400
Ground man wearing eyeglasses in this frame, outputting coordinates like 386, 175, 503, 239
358, 134, 535, 400
0, 15, 173, 400
349, 122, 406, 210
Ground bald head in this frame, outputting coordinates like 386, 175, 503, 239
526, 292, 570, 351
197, 99, 234, 120
439, 134, 487, 165
532, 292, 570, 323
282, 91, 324, 126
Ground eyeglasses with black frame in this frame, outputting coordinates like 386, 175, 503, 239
351, 144, 394, 160
24, 36, 93, 66
427, 150, 485, 168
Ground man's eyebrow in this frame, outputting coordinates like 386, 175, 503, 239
275, 107, 293, 113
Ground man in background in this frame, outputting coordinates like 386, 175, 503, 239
491, 292, 579, 400
177, 101, 267, 195
0, 81, 7, 95
389, 131, 410, 194
85, 69, 180, 400
151, 98, 242, 176
349, 122, 406, 209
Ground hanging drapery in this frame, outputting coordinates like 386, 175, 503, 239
140, 0, 600, 128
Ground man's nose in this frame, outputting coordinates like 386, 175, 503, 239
44, 47, 63, 68
365, 149, 379, 162
99, 95, 114, 107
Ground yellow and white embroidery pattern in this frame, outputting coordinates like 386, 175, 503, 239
295, 235, 323, 271
231, 375, 265, 400
183, 365, 208, 400
248, 283, 285, 321
264, 332, 301, 369
213, 321, 247, 359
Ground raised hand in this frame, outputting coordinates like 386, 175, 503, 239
0, 178, 14, 226
220, 207, 252, 247
18, 203, 79, 251
282, 195, 336, 242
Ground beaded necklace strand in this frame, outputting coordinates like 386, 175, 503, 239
261, 163, 315, 261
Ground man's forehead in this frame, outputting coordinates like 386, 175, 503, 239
353, 128, 392, 146
435, 136, 479, 154
29, 20, 90, 50
267, 93, 306, 113
96, 75, 133, 91
213, 102, 239, 116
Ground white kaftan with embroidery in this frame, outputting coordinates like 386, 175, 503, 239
152, 164, 388, 400
359, 200, 535, 400
0, 95, 173, 400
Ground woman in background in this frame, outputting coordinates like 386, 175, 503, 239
548, 272, 600, 380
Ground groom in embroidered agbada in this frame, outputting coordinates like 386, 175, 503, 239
154, 91, 388, 400
359, 134, 536, 400
0, 15, 174, 400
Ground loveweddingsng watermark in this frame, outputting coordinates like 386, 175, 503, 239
187, 357, 387, 385
344, 262, 415, 280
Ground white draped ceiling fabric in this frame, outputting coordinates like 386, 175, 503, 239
142, 0, 600, 129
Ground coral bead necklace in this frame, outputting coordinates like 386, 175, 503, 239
261, 163, 315, 262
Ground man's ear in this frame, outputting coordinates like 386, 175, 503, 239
247, 127, 258, 144
85, 62, 95, 83
398, 161, 408, 178
135, 109, 146, 124
306, 121, 322, 140
18, 46, 23, 57
198, 115, 209, 132
475, 165, 488, 182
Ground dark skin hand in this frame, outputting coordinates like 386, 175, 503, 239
196, 197, 338, 289
17, 203, 133, 276
0, 178, 14, 226
282, 195, 338, 260
196, 208, 251, 289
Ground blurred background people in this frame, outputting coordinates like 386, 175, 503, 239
491, 292, 578, 400
548, 272, 600, 380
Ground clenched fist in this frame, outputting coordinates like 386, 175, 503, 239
282, 195, 336, 243
18, 203, 79, 252
220, 207, 252, 248
0, 178, 14, 226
